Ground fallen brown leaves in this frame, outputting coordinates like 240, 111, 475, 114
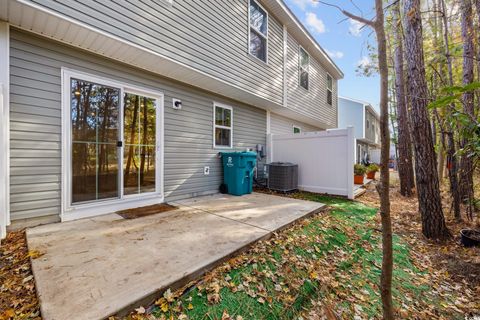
358, 174, 480, 317
0, 230, 40, 320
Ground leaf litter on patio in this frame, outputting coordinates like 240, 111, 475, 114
0, 230, 41, 320
123, 188, 479, 320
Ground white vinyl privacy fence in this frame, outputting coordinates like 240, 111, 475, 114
267, 127, 355, 199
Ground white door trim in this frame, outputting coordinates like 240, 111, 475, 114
61, 68, 164, 221
0, 22, 9, 239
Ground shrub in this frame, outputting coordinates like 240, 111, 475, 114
354, 164, 367, 176
367, 163, 380, 173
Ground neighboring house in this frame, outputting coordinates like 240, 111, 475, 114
0, 0, 343, 237
338, 97, 380, 164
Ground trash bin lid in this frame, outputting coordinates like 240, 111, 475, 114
221, 151, 257, 157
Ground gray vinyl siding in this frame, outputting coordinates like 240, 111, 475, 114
364, 110, 378, 143
270, 112, 322, 135
9, 29, 266, 221
285, 33, 338, 128
25, 0, 284, 105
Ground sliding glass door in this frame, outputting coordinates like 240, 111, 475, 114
71, 79, 120, 203
69, 77, 159, 205
123, 93, 157, 195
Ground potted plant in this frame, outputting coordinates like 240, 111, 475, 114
354, 164, 366, 184
366, 163, 379, 180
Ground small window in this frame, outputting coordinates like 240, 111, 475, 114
366, 119, 370, 129
299, 47, 310, 90
249, 0, 268, 62
293, 126, 301, 134
214, 103, 233, 148
327, 74, 333, 105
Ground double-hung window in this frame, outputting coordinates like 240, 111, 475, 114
214, 103, 233, 148
327, 73, 333, 105
299, 47, 310, 90
249, 0, 268, 62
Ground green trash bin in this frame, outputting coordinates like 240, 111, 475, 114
221, 151, 257, 196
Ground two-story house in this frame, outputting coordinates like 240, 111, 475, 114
338, 97, 380, 164
0, 0, 343, 237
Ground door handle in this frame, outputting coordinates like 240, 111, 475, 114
117, 141, 123, 147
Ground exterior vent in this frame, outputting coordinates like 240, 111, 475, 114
267, 162, 298, 192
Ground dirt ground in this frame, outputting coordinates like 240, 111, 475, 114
359, 173, 480, 288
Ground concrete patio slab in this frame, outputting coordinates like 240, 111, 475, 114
26, 192, 324, 320
176, 193, 321, 232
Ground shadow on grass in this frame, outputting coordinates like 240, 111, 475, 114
148, 193, 460, 320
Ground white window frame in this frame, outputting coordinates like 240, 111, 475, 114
61, 68, 165, 221
248, 0, 269, 63
213, 102, 233, 149
293, 125, 301, 134
326, 73, 333, 105
299, 46, 310, 90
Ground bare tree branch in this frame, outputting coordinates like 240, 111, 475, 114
314, 1, 376, 27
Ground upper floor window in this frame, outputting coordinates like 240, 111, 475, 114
293, 126, 301, 134
214, 102, 233, 148
299, 47, 310, 90
327, 73, 333, 105
366, 119, 370, 129
249, 0, 268, 62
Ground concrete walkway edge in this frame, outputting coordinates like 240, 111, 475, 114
113, 202, 325, 317
27, 193, 325, 320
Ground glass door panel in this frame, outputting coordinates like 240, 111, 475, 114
71, 79, 120, 203
123, 93, 156, 195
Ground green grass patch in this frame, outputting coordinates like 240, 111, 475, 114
148, 192, 462, 319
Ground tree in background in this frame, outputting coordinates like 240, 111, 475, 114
392, 2, 415, 197
403, 0, 450, 239
438, 0, 462, 221
458, 0, 475, 208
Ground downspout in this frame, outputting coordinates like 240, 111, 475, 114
283, 25, 288, 108
0, 22, 10, 240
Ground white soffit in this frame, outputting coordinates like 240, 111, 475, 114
4, 0, 284, 106
3, 0, 332, 129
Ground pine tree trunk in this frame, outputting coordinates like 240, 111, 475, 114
434, 0, 446, 182
393, 3, 415, 197
475, 0, 480, 113
459, 0, 475, 204
403, 0, 450, 240
440, 0, 462, 221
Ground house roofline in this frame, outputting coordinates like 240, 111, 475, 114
365, 104, 380, 120
339, 96, 379, 120
262, 0, 344, 79
2, 0, 337, 129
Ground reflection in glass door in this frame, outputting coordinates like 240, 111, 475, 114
123, 93, 156, 195
71, 79, 120, 203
